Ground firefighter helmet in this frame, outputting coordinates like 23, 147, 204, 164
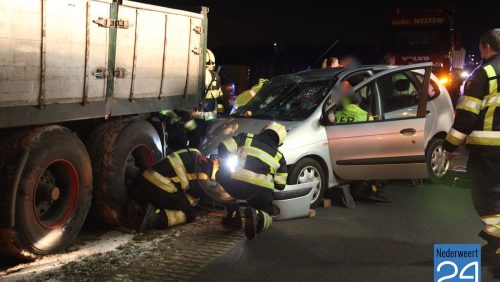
206, 49, 216, 70
262, 122, 287, 146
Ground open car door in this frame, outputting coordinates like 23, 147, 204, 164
323, 63, 433, 181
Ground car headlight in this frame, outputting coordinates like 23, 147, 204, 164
460, 71, 469, 79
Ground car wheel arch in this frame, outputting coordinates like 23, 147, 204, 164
287, 154, 329, 185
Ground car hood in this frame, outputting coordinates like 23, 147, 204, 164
199, 118, 299, 156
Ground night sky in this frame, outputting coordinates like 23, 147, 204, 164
138, 0, 500, 71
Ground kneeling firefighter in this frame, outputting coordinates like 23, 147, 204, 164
216, 123, 288, 239
131, 123, 213, 232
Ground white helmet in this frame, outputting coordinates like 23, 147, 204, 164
206, 49, 216, 70
262, 123, 287, 146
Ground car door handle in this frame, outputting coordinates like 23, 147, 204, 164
400, 128, 416, 136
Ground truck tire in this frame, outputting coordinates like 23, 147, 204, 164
0, 126, 92, 260
288, 158, 326, 209
88, 119, 162, 227
426, 138, 450, 184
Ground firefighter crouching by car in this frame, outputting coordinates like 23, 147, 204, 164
130, 116, 213, 232
204, 49, 224, 113
443, 28, 500, 265
215, 123, 288, 240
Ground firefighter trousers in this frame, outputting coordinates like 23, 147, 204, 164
467, 149, 500, 246
217, 172, 274, 232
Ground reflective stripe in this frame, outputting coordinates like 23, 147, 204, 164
185, 194, 199, 207
239, 146, 280, 172
165, 210, 187, 227
481, 95, 500, 109
467, 130, 500, 146
274, 173, 288, 185
168, 153, 189, 190
260, 211, 272, 231
238, 134, 254, 169
484, 106, 496, 131
232, 169, 274, 189
484, 65, 499, 95
484, 225, 500, 238
445, 128, 467, 146
245, 134, 254, 146
274, 152, 283, 166
222, 137, 238, 154
482, 214, 500, 225
142, 170, 177, 193
457, 95, 482, 114
249, 89, 256, 97
206, 89, 222, 99
184, 119, 197, 131
171, 173, 209, 183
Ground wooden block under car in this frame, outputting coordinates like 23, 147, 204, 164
308, 209, 316, 218
321, 198, 332, 208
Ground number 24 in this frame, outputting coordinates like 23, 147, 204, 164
437, 261, 479, 282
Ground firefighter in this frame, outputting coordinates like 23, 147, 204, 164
161, 109, 202, 149
443, 28, 500, 265
204, 49, 223, 113
234, 78, 268, 109
131, 124, 213, 233
216, 123, 288, 239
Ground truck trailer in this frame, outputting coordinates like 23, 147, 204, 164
0, 0, 208, 260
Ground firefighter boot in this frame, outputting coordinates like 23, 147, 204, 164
244, 207, 258, 240
138, 204, 159, 233
221, 210, 242, 229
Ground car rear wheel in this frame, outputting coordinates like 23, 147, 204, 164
0, 126, 92, 260
87, 119, 162, 227
426, 138, 450, 183
288, 158, 326, 208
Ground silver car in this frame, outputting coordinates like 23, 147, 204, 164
200, 63, 454, 208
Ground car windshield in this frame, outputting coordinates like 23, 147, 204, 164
233, 75, 336, 121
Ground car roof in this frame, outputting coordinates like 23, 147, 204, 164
295, 65, 396, 78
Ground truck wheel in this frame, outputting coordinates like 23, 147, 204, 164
88, 119, 162, 227
426, 138, 450, 184
288, 158, 326, 208
1, 126, 92, 260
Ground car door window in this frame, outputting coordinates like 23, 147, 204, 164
334, 81, 378, 124
377, 70, 423, 120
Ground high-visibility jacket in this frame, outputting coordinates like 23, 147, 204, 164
444, 54, 500, 151
218, 132, 287, 190
205, 69, 223, 100
141, 148, 211, 206
335, 104, 371, 124
235, 78, 268, 107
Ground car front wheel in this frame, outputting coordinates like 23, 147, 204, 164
426, 138, 450, 183
288, 158, 326, 208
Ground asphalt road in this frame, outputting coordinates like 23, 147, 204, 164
3, 181, 499, 281
194, 181, 498, 282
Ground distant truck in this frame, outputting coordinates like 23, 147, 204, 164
381, 4, 455, 85
0, 0, 207, 260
